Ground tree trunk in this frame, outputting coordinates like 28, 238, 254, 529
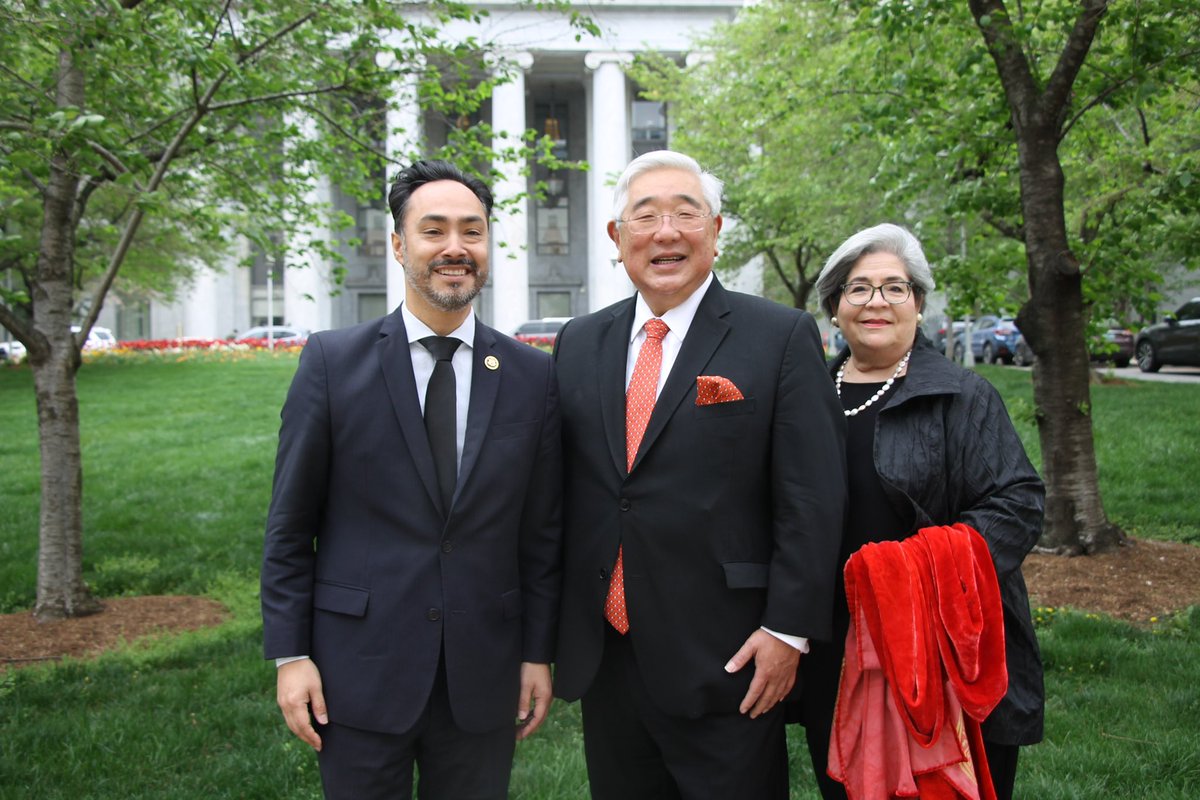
31, 49, 102, 621
1017, 124, 1125, 555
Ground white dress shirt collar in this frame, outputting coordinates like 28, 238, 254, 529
401, 303, 475, 348
629, 271, 715, 345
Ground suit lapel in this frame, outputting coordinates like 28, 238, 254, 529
458, 322, 501, 506
377, 310, 443, 513
600, 301, 637, 478
631, 280, 732, 472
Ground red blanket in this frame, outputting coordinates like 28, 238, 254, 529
828, 524, 1008, 800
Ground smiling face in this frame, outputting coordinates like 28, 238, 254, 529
608, 167, 722, 316
391, 179, 490, 329
837, 251, 922, 365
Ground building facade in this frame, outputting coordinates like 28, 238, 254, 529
100, 1, 748, 340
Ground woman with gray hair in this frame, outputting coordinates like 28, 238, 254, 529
799, 224, 1045, 800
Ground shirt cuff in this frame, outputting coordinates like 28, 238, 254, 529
761, 627, 809, 654
275, 655, 310, 667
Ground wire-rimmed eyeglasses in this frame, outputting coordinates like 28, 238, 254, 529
619, 211, 712, 234
841, 281, 914, 306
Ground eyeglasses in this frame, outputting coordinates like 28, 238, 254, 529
619, 211, 712, 234
841, 281, 913, 305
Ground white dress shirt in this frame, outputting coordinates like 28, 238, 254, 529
402, 303, 474, 469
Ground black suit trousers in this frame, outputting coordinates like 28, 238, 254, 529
581, 626, 788, 800
317, 656, 515, 800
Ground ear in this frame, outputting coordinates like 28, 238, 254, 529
607, 219, 620, 247
391, 231, 404, 265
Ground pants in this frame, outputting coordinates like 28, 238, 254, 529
580, 625, 788, 800
316, 660, 515, 800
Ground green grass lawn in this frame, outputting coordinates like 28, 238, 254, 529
0, 356, 1197, 799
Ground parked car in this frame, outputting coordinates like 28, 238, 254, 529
512, 317, 570, 347
1090, 324, 1134, 368
234, 325, 309, 344
953, 315, 1021, 364
0, 338, 26, 363
1011, 334, 1034, 367
1007, 323, 1134, 369
71, 325, 117, 351
929, 319, 968, 354
1134, 298, 1200, 373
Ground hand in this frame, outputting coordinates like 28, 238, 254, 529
276, 658, 328, 751
725, 630, 801, 718
515, 662, 553, 740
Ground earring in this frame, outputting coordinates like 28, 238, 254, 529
830, 317, 839, 328
917, 312, 924, 323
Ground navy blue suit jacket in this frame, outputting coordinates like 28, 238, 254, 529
261, 309, 562, 735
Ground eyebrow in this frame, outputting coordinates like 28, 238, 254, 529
630, 193, 705, 212
415, 213, 487, 226
846, 274, 908, 283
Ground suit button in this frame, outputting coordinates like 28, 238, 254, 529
619, 499, 631, 511
599, 568, 608, 580
441, 540, 454, 553
427, 608, 442, 621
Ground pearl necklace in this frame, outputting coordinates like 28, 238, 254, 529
835, 349, 912, 417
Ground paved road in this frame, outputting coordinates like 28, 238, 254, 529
1002, 364, 1200, 384
1105, 365, 1200, 384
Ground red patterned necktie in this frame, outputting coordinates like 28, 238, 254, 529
606, 318, 670, 634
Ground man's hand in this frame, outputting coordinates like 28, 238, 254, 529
515, 662, 553, 740
276, 658, 328, 751
725, 629, 801, 718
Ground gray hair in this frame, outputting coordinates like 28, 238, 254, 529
611, 150, 723, 221
814, 223, 935, 317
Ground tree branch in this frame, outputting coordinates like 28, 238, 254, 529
208, 0, 236, 50
236, 12, 319, 67
967, 0, 1041, 128
207, 82, 351, 113
86, 139, 140, 184
298, 100, 394, 163
1041, 0, 1108, 119
1061, 46, 1200, 140
981, 208, 1024, 241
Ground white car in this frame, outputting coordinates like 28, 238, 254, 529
234, 325, 310, 344
0, 338, 26, 362
71, 325, 118, 350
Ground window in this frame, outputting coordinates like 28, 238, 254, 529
537, 291, 571, 319
358, 293, 388, 322
632, 100, 667, 157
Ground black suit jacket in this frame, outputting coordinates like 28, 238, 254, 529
553, 279, 846, 718
261, 309, 562, 735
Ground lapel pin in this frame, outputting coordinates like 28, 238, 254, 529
484, 355, 500, 371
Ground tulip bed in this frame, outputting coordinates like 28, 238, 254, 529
83, 337, 305, 363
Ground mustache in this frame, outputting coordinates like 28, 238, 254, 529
429, 257, 478, 271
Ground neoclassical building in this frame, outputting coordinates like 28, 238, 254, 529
103, 1, 748, 340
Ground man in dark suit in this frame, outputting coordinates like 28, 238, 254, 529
553, 151, 846, 799
261, 160, 562, 800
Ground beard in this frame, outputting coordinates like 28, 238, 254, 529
403, 252, 489, 313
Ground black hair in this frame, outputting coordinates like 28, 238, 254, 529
387, 160, 494, 230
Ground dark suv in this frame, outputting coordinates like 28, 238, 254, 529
1135, 298, 1200, 372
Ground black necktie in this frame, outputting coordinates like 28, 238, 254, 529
420, 336, 461, 514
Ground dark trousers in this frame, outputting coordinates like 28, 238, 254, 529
316, 661, 515, 800
580, 626, 788, 800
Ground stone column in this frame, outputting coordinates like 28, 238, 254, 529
585, 51, 635, 313
488, 50, 534, 335
385, 67, 424, 315
284, 113, 332, 333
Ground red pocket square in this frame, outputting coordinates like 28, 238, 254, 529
695, 375, 745, 405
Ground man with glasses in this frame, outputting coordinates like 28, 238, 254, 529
552, 150, 847, 799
